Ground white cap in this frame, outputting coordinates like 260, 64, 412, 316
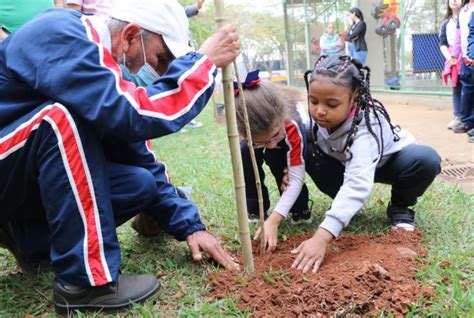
111, 0, 192, 58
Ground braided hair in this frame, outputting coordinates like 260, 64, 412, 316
304, 55, 400, 161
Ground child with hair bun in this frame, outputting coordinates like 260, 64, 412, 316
234, 71, 311, 252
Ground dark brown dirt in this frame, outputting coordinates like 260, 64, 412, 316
209, 230, 433, 317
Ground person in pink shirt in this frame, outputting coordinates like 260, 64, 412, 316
66, 0, 112, 19
439, 0, 463, 130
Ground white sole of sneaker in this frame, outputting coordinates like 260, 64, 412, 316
291, 216, 313, 225
391, 223, 415, 231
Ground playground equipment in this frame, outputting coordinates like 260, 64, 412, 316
372, 0, 401, 37
283, 0, 450, 94
372, 0, 401, 89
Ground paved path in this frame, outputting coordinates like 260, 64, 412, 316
378, 94, 474, 193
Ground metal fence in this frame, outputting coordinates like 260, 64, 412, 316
283, 0, 451, 95
397, 0, 449, 94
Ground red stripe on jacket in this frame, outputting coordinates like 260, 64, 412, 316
285, 120, 304, 166
82, 17, 214, 120
0, 104, 112, 286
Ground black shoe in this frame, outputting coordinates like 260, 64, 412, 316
0, 223, 50, 274
387, 203, 416, 231
290, 209, 313, 225
53, 274, 161, 314
291, 200, 314, 225
248, 211, 268, 224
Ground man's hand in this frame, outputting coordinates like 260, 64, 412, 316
253, 212, 283, 252
199, 24, 240, 68
186, 230, 239, 271
290, 228, 333, 273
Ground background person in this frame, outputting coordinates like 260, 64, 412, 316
456, 0, 474, 142
319, 23, 344, 57
345, 7, 368, 65
0, 0, 63, 41
184, 0, 207, 129
185, 0, 205, 18
439, 0, 464, 130
66, 0, 112, 19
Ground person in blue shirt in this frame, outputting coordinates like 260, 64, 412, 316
319, 23, 344, 57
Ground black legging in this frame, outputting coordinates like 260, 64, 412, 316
240, 141, 309, 214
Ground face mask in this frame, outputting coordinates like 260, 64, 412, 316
120, 33, 160, 87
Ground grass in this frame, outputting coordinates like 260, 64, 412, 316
0, 104, 473, 317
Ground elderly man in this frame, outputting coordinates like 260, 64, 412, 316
0, 0, 239, 313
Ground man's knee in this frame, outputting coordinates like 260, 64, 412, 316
131, 167, 157, 206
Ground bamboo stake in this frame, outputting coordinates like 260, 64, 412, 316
214, 0, 254, 273
233, 65, 266, 255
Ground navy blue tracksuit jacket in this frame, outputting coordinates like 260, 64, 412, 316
0, 9, 216, 287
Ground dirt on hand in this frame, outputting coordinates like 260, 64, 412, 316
208, 230, 433, 317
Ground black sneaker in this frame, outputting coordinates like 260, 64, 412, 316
0, 223, 50, 274
291, 209, 313, 225
387, 203, 416, 231
248, 211, 268, 224
53, 274, 161, 314
291, 200, 314, 225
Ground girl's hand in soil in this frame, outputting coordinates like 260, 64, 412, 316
254, 212, 284, 252
290, 228, 333, 273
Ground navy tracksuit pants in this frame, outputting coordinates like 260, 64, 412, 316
0, 103, 201, 287
240, 141, 309, 215
305, 142, 441, 207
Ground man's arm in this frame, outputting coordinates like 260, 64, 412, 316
115, 140, 238, 270
7, 12, 238, 142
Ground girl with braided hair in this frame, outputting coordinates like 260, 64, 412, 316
291, 55, 441, 273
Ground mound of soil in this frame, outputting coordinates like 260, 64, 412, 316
209, 230, 433, 317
